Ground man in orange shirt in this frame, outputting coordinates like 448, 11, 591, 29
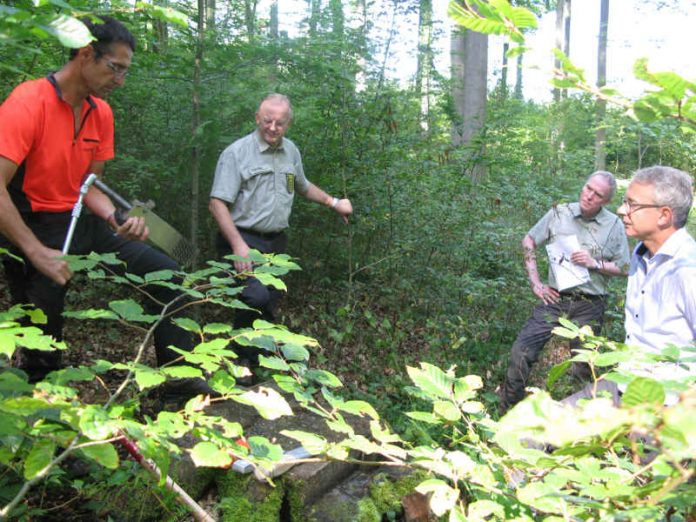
0, 16, 203, 397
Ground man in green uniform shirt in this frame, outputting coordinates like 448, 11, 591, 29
209, 93, 352, 381
499, 171, 630, 412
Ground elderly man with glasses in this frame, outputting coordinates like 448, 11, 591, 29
0, 16, 210, 402
498, 171, 631, 412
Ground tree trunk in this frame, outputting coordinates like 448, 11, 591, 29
329, 0, 343, 39
553, 0, 571, 102
190, 0, 205, 265
206, 0, 215, 31
415, 0, 433, 132
594, 0, 609, 171
450, 27, 488, 178
499, 41, 509, 99
270, 0, 278, 40
307, 0, 321, 37
244, 0, 258, 43
514, 52, 523, 99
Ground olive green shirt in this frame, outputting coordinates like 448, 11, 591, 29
528, 202, 630, 295
210, 130, 310, 233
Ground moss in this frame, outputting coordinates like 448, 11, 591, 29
356, 498, 381, 522
368, 470, 429, 514
217, 471, 285, 522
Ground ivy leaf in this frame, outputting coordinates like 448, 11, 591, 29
190, 441, 233, 468
24, 439, 56, 479
80, 442, 119, 469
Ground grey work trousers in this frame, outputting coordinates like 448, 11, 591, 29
500, 293, 607, 411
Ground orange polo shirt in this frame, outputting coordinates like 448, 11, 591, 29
0, 75, 114, 213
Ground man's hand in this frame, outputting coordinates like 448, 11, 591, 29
115, 216, 149, 242
532, 283, 560, 305
233, 242, 253, 274
334, 198, 353, 224
570, 250, 598, 269
28, 246, 72, 286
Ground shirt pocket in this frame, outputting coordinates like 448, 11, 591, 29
242, 166, 273, 191
80, 137, 100, 158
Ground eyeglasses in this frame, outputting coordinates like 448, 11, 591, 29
103, 57, 129, 79
619, 199, 663, 215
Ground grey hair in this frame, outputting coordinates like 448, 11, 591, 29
632, 166, 694, 228
588, 170, 617, 200
258, 93, 293, 120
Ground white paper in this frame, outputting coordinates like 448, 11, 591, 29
545, 235, 590, 291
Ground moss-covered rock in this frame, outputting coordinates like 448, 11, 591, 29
218, 471, 285, 522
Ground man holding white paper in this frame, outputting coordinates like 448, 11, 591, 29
499, 171, 630, 412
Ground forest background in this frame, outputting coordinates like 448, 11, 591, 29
2, 0, 696, 422
2, 0, 696, 519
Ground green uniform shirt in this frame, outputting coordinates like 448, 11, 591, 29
210, 130, 309, 233
528, 202, 630, 296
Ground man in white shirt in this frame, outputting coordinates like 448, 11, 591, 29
618, 166, 696, 403
564, 166, 695, 407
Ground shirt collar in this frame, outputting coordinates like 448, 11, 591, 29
570, 202, 608, 223
635, 228, 691, 261
46, 73, 97, 110
254, 129, 284, 153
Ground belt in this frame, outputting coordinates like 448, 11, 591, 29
237, 227, 285, 240
558, 290, 606, 300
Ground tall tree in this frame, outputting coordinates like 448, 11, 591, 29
594, 0, 609, 170
190, 0, 205, 264
244, 0, 258, 42
415, 0, 434, 131
552, 0, 571, 101
450, 25, 488, 177
270, 0, 279, 40
307, 0, 322, 37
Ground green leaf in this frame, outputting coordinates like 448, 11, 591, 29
136, 2, 189, 27
406, 411, 441, 424
259, 355, 290, 371
43, 14, 93, 48
622, 377, 665, 407
172, 317, 201, 333
79, 405, 114, 440
190, 441, 233, 468
407, 363, 452, 399
281, 343, 310, 362
248, 436, 284, 461
109, 300, 159, 323
305, 369, 342, 388
434, 400, 461, 422
416, 478, 459, 516
547, 360, 571, 388
161, 366, 202, 379
24, 439, 55, 479
203, 323, 233, 335
63, 309, 119, 320
280, 430, 327, 454
80, 442, 119, 469
340, 400, 380, 420
134, 367, 166, 391
233, 387, 293, 420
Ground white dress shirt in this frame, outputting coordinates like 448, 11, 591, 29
622, 227, 696, 403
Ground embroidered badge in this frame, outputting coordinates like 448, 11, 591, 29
286, 173, 295, 194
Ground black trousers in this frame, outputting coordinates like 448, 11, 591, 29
216, 229, 287, 365
500, 293, 607, 410
1, 212, 193, 378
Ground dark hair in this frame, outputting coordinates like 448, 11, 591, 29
69, 15, 136, 60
